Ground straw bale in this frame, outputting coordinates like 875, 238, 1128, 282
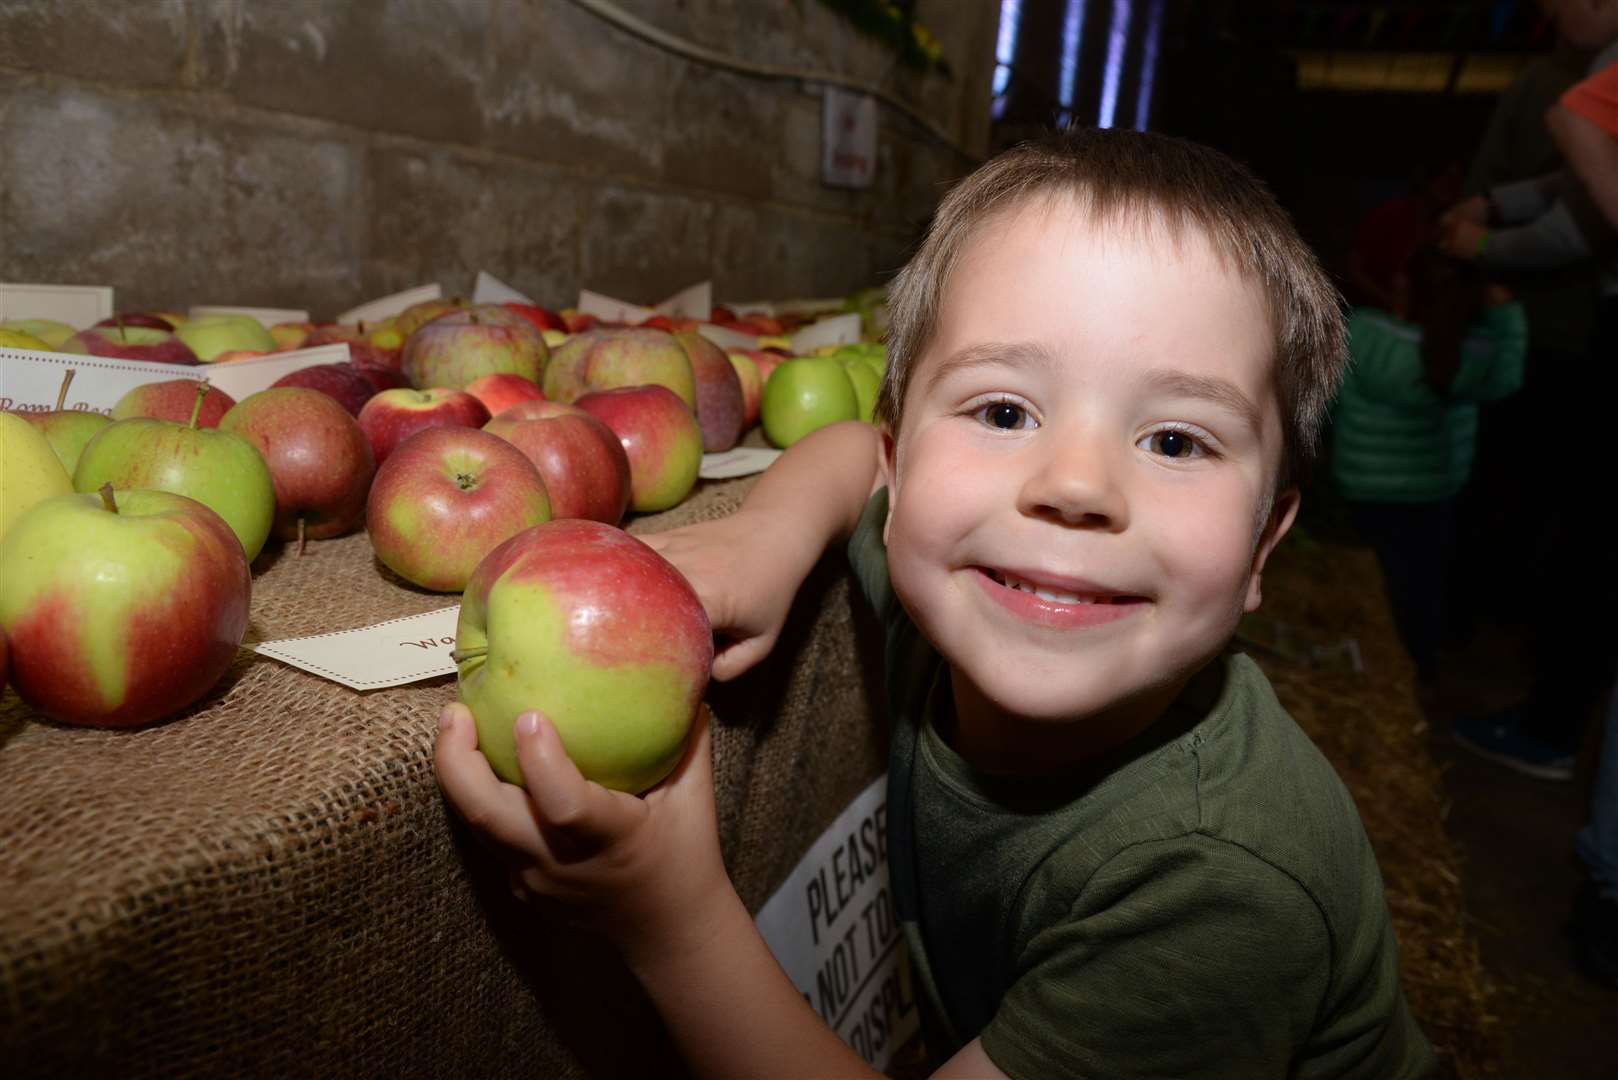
1247, 538, 1501, 1079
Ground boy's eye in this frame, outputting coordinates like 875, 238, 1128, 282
976, 401, 1034, 430
1142, 429, 1206, 459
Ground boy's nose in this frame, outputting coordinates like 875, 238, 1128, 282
1015, 433, 1129, 530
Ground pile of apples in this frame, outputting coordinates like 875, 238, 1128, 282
0, 295, 885, 791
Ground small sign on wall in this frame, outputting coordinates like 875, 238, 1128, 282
822, 87, 878, 190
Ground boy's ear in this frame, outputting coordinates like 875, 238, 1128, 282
1244, 487, 1300, 613
880, 429, 898, 547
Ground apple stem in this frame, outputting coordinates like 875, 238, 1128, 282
297, 517, 307, 557
56, 369, 75, 412
358, 320, 368, 335
450, 647, 488, 663
98, 482, 118, 514
187, 380, 210, 428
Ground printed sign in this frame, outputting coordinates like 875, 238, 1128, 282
472, 271, 534, 306
755, 776, 918, 1070
189, 305, 309, 328
0, 283, 114, 327
337, 283, 443, 326
0, 344, 351, 413
252, 606, 461, 691
822, 87, 878, 190
699, 446, 781, 480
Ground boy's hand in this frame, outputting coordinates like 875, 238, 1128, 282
642, 510, 822, 681
433, 701, 733, 962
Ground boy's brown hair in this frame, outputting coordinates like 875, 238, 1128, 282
876, 127, 1346, 487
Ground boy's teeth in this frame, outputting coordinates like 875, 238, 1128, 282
992, 570, 1097, 604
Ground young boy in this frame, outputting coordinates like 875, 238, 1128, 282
434, 128, 1437, 1078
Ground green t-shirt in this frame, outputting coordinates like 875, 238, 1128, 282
848, 490, 1435, 1079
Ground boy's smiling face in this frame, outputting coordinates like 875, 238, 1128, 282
883, 195, 1297, 766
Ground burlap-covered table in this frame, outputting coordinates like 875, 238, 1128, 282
0, 475, 889, 1078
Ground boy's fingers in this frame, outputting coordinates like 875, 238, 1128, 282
514, 711, 647, 853
711, 634, 773, 682
433, 703, 548, 855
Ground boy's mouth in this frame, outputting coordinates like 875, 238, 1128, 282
979, 567, 1146, 606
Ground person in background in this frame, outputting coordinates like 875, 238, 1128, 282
1547, 56, 1618, 990
1330, 251, 1526, 686
1439, 0, 1618, 780
435, 128, 1436, 1078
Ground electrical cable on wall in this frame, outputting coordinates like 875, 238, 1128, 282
563, 0, 982, 163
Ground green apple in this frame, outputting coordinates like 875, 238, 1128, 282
177, 314, 277, 362
839, 357, 881, 424
0, 328, 53, 352
0, 485, 250, 728
760, 357, 859, 448
0, 411, 74, 541
0, 319, 76, 349
15, 369, 112, 475
74, 383, 276, 561
455, 519, 712, 792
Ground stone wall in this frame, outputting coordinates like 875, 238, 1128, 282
0, 0, 997, 317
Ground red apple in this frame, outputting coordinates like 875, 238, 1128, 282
575, 385, 702, 513
559, 310, 599, 334
111, 378, 236, 427
358, 387, 491, 466
541, 328, 696, 409
726, 352, 764, 429
94, 312, 177, 332
350, 360, 410, 394
740, 348, 785, 386
63, 325, 198, 365
454, 518, 712, 792
366, 427, 551, 592
273, 363, 377, 417
401, 305, 549, 391
710, 305, 737, 324
219, 387, 375, 547
503, 303, 565, 332
465, 372, 546, 417
484, 398, 589, 432
673, 328, 744, 452
0, 485, 250, 728
486, 406, 631, 525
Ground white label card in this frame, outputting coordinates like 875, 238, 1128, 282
472, 271, 535, 306
576, 288, 657, 325
252, 606, 461, 691
755, 776, 918, 1071
337, 283, 443, 326
0, 283, 114, 327
189, 305, 309, 328
821, 87, 878, 190
789, 313, 862, 354
654, 280, 711, 320
0, 344, 351, 413
693, 323, 759, 353
699, 446, 781, 480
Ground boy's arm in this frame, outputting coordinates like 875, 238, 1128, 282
641, 420, 883, 680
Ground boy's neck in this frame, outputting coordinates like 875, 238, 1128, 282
942, 661, 1222, 778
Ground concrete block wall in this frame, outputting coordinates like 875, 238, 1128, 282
0, 0, 997, 318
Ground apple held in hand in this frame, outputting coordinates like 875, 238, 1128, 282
367, 427, 551, 592
219, 387, 375, 548
75, 382, 276, 562
455, 519, 712, 793
0, 485, 250, 728
358, 387, 491, 465
575, 385, 702, 514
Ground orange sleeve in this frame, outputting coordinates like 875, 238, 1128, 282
1561, 63, 1618, 138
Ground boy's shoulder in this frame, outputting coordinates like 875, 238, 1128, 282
1030, 653, 1376, 935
